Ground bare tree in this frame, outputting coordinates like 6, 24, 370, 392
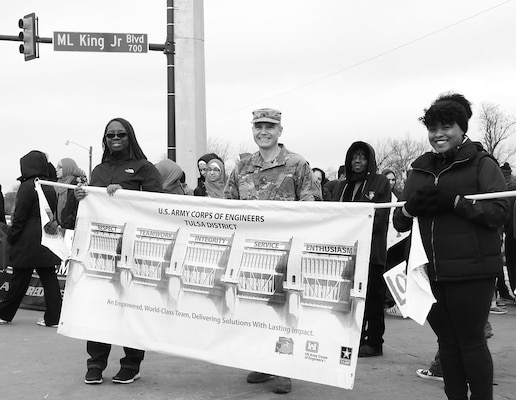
374, 135, 429, 190
207, 137, 232, 163
478, 102, 516, 163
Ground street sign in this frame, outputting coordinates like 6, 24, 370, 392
53, 31, 148, 53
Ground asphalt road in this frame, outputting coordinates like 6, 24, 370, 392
1, 307, 515, 400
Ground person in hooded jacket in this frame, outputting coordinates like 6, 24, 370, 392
393, 93, 508, 400
74, 117, 162, 386
155, 158, 185, 195
332, 141, 391, 357
0, 150, 62, 327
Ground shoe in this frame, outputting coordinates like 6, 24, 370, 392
36, 318, 58, 328
484, 321, 494, 339
416, 368, 444, 382
0, 318, 10, 325
112, 368, 140, 384
358, 344, 383, 357
272, 376, 292, 394
489, 306, 507, 315
385, 304, 403, 317
497, 297, 516, 306
246, 371, 273, 383
84, 368, 103, 384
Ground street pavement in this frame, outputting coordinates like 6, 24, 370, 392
1, 306, 515, 400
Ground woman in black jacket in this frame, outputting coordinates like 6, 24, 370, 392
393, 93, 508, 400
0, 150, 62, 327
74, 117, 162, 386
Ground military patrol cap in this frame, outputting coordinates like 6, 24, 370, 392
252, 108, 282, 124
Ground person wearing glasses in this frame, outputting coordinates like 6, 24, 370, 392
332, 142, 391, 358
205, 158, 227, 198
74, 117, 161, 385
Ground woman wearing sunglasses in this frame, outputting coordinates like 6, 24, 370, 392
74, 117, 162, 385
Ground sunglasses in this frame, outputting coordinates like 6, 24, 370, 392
105, 132, 127, 139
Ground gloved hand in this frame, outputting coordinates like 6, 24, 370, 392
404, 186, 438, 217
435, 189, 458, 213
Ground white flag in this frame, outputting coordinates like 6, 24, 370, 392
35, 180, 69, 260
405, 218, 436, 325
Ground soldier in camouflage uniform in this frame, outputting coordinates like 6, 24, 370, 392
224, 108, 319, 394
224, 109, 319, 202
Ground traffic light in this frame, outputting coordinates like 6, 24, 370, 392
18, 13, 38, 61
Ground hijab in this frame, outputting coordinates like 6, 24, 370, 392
155, 159, 185, 195
56, 158, 85, 222
204, 159, 226, 199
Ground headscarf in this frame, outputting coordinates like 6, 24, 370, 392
101, 117, 147, 163
204, 159, 226, 199
155, 159, 185, 195
56, 158, 86, 223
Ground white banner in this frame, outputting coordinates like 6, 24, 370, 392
55, 187, 375, 389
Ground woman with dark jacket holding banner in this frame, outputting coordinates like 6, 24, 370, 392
0, 150, 62, 327
74, 117, 162, 385
393, 93, 508, 400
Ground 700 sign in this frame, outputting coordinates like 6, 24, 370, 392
53, 31, 148, 53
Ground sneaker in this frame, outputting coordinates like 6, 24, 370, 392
484, 321, 494, 339
112, 368, 140, 384
246, 371, 273, 383
358, 344, 383, 357
385, 304, 403, 317
489, 306, 508, 315
0, 318, 10, 325
416, 368, 444, 382
84, 368, 103, 384
272, 376, 292, 394
497, 297, 516, 306
36, 318, 59, 328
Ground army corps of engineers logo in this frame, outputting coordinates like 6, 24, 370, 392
340, 346, 352, 366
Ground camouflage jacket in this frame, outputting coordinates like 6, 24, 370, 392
224, 144, 319, 201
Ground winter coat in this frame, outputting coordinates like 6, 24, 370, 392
332, 141, 391, 266
7, 151, 61, 269
393, 139, 509, 281
90, 154, 162, 192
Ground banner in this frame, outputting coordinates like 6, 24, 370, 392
55, 186, 375, 389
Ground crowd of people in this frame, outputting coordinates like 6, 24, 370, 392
1, 92, 515, 399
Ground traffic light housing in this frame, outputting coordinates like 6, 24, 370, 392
18, 13, 38, 61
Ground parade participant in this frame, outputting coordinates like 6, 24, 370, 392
155, 158, 185, 195
0, 150, 62, 328
55, 158, 87, 229
74, 117, 162, 385
312, 167, 332, 201
333, 142, 390, 357
205, 158, 226, 198
194, 153, 222, 196
225, 108, 319, 394
393, 93, 508, 400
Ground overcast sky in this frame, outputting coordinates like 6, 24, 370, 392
1, 0, 516, 192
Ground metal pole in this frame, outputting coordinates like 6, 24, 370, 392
166, 0, 176, 161
88, 146, 93, 179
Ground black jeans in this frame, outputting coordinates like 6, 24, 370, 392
0, 267, 62, 324
87, 341, 144, 372
427, 278, 495, 400
361, 263, 386, 348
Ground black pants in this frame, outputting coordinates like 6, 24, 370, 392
428, 278, 494, 400
501, 235, 516, 293
361, 263, 386, 348
0, 267, 62, 324
87, 341, 144, 372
